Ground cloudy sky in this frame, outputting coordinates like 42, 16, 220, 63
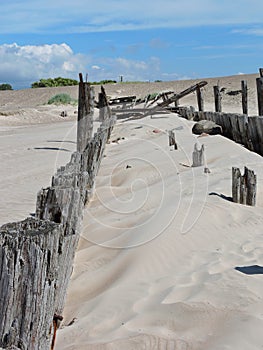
1, 0, 263, 89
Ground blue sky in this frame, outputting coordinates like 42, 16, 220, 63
1, 0, 263, 89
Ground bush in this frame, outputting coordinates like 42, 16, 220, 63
0, 83, 13, 90
32, 77, 78, 88
47, 93, 77, 105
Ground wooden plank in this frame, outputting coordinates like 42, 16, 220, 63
192, 143, 204, 167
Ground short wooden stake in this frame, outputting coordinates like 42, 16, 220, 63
192, 143, 204, 167
232, 166, 256, 206
196, 86, 204, 112
213, 85, 222, 112
168, 130, 177, 149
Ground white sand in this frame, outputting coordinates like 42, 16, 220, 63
1, 74, 263, 349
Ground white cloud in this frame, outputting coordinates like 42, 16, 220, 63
0, 43, 164, 88
0, 43, 89, 88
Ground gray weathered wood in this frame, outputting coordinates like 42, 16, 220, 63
241, 80, 248, 115
192, 143, 204, 167
0, 74, 116, 350
77, 74, 94, 152
256, 77, 263, 116
213, 85, 222, 112
196, 86, 204, 112
168, 130, 177, 149
144, 81, 208, 116
232, 166, 256, 206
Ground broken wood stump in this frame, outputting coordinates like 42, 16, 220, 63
168, 130, 178, 149
232, 166, 256, 206
192, 143, 204, 167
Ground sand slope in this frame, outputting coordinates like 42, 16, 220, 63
56, 112, 263, 349
0, 73, 262, 349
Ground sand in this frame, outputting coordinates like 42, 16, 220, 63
1, 74, 263, 349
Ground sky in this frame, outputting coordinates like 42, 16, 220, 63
1, 0, 263, 89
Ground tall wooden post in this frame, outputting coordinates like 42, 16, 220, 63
77, 73, 94, 152
213, 85, 222, 112
256, 77, 263, 116
196, 86, 204, 112
241, 80, 248, 115
259, 68, 263, 78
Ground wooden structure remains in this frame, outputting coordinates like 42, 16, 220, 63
232, 167, 256, 206
0, 80, 115, 349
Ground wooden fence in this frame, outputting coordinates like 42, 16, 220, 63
177, 108, 263, 157
0, 81, 115, 349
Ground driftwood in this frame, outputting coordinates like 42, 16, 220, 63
0, 80, 115, 349
144, 81, 208, 116
192, 143, 205, 167
232, 167, 256, 206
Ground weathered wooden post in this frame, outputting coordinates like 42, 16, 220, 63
77, 73, 94, 152
232, 167, 241, 203
213, 85, 222, 112
168, 130, 177, 149
232, 166, 256, 206
99, 86, 111, 122
192, 143, 204, 167
245, 167, 257, 206
241, 80, 248, 115
256, 77, 263, 116
259, 68, 263, 78
196, 86, 204, 112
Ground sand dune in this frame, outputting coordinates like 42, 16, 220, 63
0, 73, 263, 349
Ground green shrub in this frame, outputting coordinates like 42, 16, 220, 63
32, 77, 78, 88
47, 93, 77, 105
0, 83, 13, 90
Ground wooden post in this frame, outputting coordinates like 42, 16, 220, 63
245, 167, 257, 206
232, 167, 241, 203
196, 86, 204, 112
168, 130, 177, 149
256, 77, 263, 116
259, 68, 263, 77
77, 73, 94, 152
192, 143, 204, 167
241, 80, 248, 115
232, 166, 256, 206
213, 85, 222, 112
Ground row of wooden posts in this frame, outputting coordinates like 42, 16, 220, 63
0, 76, 115, 350
194, 68, 263, 116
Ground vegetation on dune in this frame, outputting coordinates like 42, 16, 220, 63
0, 83, 13, 90
31, 77, 78, 88
47, 93, 77, 105
90, 79, 117, 85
